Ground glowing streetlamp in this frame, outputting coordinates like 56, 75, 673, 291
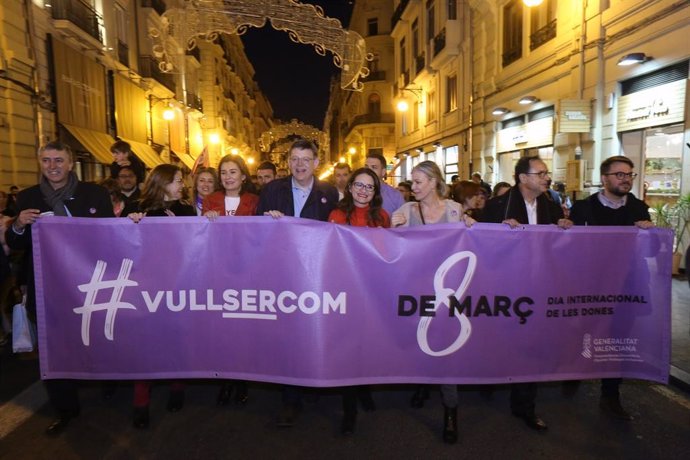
522, 0, 544, 6
396, 99, 410, 112
209, 133, 220, 144
230, 147, 239, 155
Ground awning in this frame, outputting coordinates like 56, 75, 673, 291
173, 150, 196, 170
62, 124, 116, 164
119, 138, 163, 169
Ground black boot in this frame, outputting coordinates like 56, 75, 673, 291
358, 386, 376, 412
342, 388, 358, 435
233, 380, 249, 405
410, 385, 430, 408
217, 382, 232, 406
133, 406, 149, 429
442, 406, 458, 444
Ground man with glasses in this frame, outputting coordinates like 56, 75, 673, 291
257, 139, 338, 221
481, 155, 569, 432
256, 139, 338, 428
117, 166, 140, 205
565, 155, 652, 421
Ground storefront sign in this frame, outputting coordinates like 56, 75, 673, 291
33, 218, 671, 385
497, 117, 554, 153
617, 80, 686, 132
559, 99, 592, 133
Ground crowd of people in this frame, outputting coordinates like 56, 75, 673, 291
1, 138, 655, 442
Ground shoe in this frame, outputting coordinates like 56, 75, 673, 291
45, 411, 78, 437
133, 406, 149, 429
359, 391, 376, 412
600, 396, 634, 421
217, 383, 232, 406
410, 385, 430, 409
276, 404, 298, 428
233, 381, 249, 405
512, 411, 548, 431
442, 406, 458, 444
166, 390, 185, 412
341, 411, 357, 435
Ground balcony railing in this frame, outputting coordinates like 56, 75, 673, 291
433, 28, 446, 57
502, 47, 522, 67
186, 92, 203, 112
415, 53, 426, 74
391, 0, 411, 30
361, 70, 386, 82
117, 40, 129, 67
186, 46, 201, 63
50, 0, 102, 43
530, 19, 557, 51
347, 113, 395, 136
138, 55, 175, 92
141, 0, 167, 17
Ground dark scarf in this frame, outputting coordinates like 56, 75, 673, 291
39, 171, 79, 216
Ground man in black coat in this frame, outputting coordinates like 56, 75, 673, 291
255, 139, 338, 428
568, 155, 653, 421
5, 141, 114, 436
481, 155, 571, 432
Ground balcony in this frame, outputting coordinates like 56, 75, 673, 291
346, 113, 394, 137
50, 0, 102, 44
361, 70, 387, 82
430, 22, 460, 70
186, 92, 203, 112
141, 0, 167, 17
391, 0, 411, 30
117, 40, 129, 67
138, 55, 175, 92
415, 53, 426, 74
223, 89, 236, 102
502, 47, 521, 67
530, 19, 557, 51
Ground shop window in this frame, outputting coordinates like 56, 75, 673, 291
644, 124, 684, 201
444, 145, 459, 183
367, 18, 378, 36
502, 0, 523, 67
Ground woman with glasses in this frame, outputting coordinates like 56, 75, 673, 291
391, 161, 475, 445
192, 167, 219, 216
124, 164, 196, 429
328, 167, 390, 435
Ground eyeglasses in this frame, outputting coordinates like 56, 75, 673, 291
289, 157, 314, 165
352, 182, 375, 192
603, 172, 638, 180
524, 170, 551, 178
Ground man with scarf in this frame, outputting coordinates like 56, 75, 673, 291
5, 141, 113, 436
481, 155, 572, 432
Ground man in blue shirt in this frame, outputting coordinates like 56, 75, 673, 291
365, 152, 404, 216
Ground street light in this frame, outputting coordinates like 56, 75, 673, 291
209, 133, 220, 144
522, 0, 544, 6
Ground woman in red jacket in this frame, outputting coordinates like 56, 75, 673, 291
328, 168, 390, 435
201, 154, 257, 406
202, 155, 258, 218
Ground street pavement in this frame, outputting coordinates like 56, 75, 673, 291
0, 378, 688, 459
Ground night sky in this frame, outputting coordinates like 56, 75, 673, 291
241, 1, 354, 128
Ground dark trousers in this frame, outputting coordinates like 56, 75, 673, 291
601, 378, 622, 398
510, 382, 537, 416
282, 385, 303, 407
133, 380, 185, 407
45, 379, 80, 416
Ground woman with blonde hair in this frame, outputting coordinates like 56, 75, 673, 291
192, 167, 219, 216
391, 160, 474, 444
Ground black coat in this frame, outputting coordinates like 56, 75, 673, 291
481, 186, 563, 225
256, 176, 338, 222
4, 182, 114, 319
569, 192, 650, 226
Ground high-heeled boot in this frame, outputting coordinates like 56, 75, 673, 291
442, 405, 458, 444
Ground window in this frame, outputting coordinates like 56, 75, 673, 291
446, 75, 457, 112
367, 18, 379, 36
399, 37, 407, 75
413, 101, 419, 130
426, 90, 436, 122
444, 146, 459, 183
502, 0, 523, 67
427, 0, 436, 42
368, 93, 381, 116
530, 0, 556, 50
448, 0, 457, 20
412, 19, 419, 57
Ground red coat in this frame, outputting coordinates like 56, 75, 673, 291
202, 191, 259, 216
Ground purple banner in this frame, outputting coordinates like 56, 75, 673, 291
33, 217, 672, 385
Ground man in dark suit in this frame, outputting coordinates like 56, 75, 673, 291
257, 138, 338, 221
5, 141, 114, 436
256, 139, 338, 428
481, 155, 571, 432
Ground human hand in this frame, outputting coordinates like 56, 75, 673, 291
128, 212, 145, 223
501, 218, 521, 229
391, 213, 406, 227
634, 220, 655, 229
263, 210, 285, 219
204, 210, 220, 221
14, 208, 41, 231
557, 218, 574, 229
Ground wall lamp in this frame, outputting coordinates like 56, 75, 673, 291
617, 53, 651, 66
519, 95, 539, 105
396, 87, 424, 112
492, 107, 510, 116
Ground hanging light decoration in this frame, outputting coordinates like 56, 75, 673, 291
149, 0, 371, 91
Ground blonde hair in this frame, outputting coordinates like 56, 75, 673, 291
412, 161, 447, 198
